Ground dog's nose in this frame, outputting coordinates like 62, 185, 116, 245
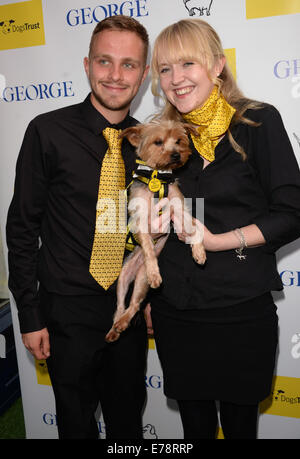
171, 152, 180, 161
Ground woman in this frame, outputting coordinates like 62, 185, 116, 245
148, 19, 300, 439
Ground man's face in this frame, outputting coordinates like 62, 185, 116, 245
84, 29, 149, 122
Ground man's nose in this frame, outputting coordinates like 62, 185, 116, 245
110, 63, 123, 81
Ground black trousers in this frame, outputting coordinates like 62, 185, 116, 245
177, 399, 258, 439
41, 287, 147, 439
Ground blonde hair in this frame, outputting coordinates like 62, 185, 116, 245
151, 19, 263, 158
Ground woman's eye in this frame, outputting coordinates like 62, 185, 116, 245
183, 62, 194, 67
160, 67, 170, 74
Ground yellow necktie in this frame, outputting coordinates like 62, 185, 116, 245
89, 127, 126, 290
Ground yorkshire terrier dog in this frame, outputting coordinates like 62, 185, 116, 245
105, 120, 206, 342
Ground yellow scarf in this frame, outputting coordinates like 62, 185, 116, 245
182, 85, 236, 162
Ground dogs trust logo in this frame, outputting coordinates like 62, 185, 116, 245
0, 0, 45, 51
260, 375, 300, 419
183, 0, 213, 16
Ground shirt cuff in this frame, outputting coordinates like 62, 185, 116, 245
18, 306, 46, 334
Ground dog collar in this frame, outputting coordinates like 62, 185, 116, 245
132, 159, 175, 198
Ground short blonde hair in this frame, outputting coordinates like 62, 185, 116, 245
151, 19, 225, 97
151, 19, 263, 157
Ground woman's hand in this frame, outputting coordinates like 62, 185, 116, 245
175, 220, 266, 252
173, 216, 213, 247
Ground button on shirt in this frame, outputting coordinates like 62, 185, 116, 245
6, 95, 138, 332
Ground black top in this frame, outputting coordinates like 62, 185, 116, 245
152, 104, 300, 311
6, 95, 138, 333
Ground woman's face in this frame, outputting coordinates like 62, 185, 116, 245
158, 58, 223, 114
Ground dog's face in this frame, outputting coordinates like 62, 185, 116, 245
120, 120, 198, 170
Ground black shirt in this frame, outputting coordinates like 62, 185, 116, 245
152, 104, 300, 311
6, 95, 138, 333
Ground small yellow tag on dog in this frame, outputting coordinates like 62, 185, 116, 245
148, 170, 161, 192
149, 178, 161, 192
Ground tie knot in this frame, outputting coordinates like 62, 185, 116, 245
103, 127, 122, 153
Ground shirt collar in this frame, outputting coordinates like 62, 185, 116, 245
80, 93, 132, 134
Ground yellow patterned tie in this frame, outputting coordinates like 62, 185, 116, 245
182, 85, 236, 162
89, 127, 126, 290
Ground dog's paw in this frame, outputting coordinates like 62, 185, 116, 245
192, 243, 206, 265
114, 317, 130, 333
148, 270, 162, 289
105, 328, 121, 343
106, 318, 129, 342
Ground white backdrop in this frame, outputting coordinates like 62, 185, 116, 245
0, 0, 300, 439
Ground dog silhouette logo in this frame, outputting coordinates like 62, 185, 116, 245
143, 423, 158, 439
274, 389, 285, 400
0, 19, 15, 34
183, 0, 213, 16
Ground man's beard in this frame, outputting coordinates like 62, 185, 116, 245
92, 88, 132, 113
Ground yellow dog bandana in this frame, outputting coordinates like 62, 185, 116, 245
182, 85, 236, 162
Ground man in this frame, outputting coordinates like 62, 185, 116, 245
6, 15, 149, 439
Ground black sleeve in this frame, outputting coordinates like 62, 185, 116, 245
6, 119, 49, 333
251, 105, 300, 252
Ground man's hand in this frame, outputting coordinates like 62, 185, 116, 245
22, 328, 50, 360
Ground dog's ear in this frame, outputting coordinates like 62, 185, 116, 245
119, 126, 143, 147
182, 123, 200, 137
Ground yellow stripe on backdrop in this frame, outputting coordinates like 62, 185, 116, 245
224, 48, 236, 81
246, 0, 300, 19
0, 0, 45, 51
35, 359, 51, 386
